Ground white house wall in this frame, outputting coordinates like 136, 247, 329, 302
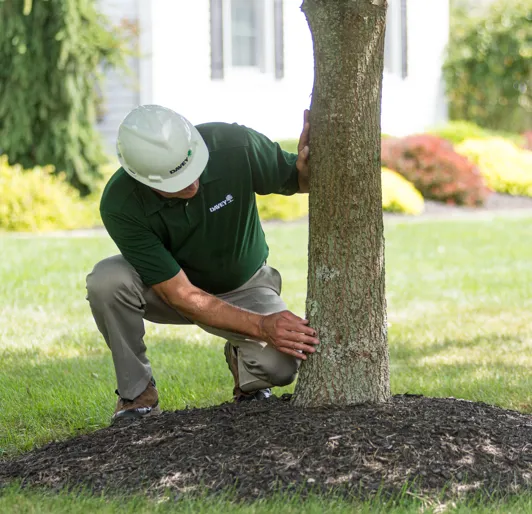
148, 0, 314, 141
102, 0, 450, 145
382, 0, 450, 136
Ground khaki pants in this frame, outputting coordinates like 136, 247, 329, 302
86, 256, 299, 400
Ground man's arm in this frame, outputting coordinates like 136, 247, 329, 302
152, 269, 319, 360
296, 109, 311, 194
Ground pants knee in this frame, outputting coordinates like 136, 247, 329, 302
86, 256, 138, 305
261, 354, 299, 387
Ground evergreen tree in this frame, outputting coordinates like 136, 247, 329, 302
0, 0, 126, 195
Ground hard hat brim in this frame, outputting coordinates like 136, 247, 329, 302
121, 122, 210, 194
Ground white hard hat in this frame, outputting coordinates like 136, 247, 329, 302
116, 105, 209, 193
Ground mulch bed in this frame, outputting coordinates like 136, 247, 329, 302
1, 395, 531, 501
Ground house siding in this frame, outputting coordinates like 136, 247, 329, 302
382, 0, 450, 135
98, 0, 450, 144
148, 0, 315, 141
97, 0, 141, 151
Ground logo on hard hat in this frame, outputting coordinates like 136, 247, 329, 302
169, 150, 192, 175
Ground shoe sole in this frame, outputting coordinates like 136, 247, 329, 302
235, 389, 272, 402
111, 404, 161, 424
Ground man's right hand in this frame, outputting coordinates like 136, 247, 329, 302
258, 311, 319, 360
153, 270, 319, 359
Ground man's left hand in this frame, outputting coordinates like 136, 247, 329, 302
296, 109, 310, 193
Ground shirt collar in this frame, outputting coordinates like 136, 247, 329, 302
138, 185, 166, 216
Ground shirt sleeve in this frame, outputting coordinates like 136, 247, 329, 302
101, 211, 181, 286
245, 127, 300, 196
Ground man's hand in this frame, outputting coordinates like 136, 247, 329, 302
153, 270, 319, 360
259, 310, 319, 360
296, 109, 310, 194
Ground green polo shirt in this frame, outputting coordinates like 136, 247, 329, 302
100, 122, 300, 294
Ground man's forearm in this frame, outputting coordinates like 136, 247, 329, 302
169, 288, 263, 339
152, 270, 319, 359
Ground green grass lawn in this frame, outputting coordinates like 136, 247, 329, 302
1, 214, 531, 512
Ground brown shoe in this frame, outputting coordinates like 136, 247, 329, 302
224, 342, 272, 402
112, 378, 161, 423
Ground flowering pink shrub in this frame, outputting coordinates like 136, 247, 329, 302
522, 131, 532, 151
381, 135, 491, 206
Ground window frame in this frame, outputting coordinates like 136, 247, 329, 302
384, 0, 408, 80
210, 0, 284, 81
223, 0, 266, 74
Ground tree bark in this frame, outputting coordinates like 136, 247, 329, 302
292, 0, 390, 407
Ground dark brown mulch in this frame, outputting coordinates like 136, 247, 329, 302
1, 395, 531, 501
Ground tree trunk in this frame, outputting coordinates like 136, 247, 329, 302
292, 0, 390, 407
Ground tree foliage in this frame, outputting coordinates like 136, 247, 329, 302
443, 0, 531, 132
0, 0, 127, 195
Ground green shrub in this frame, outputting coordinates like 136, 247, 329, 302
0, 0, 128, 195
255, 169, 424, 221
443, 0, 531, 132
429, 121, 491, 145
80, 161, 118, 224
381, 135, 491, 206
430, 121, 525, 146
278, 137, 392, 154
0, 155, 96, 231
278, 140, 299, 154
0, 157, 424, 232
382, 168, 424, 215
523, 131, 532, 151
256, 194, 308, 221
456, 138, 532, 197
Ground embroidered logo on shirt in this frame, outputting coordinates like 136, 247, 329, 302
209, 194, 234, 213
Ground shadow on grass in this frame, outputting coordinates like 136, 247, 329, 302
389, 331, 532, 413
391, 360, 532, 408
391, 331, 527, 358
0, 334, 235, 456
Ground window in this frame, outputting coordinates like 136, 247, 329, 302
231, 0, 261, 67
210, 0, 224, 79
384, 0, 408, 79
210, 0, 284, 80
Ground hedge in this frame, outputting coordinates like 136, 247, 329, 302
456, 138, 532, 197
381, 134, 490, 206
382, 168, 424, 215
258, 168, 425, 220
256, 168, 425, 220
443, 0, 531, 133
0, 155, 94, 231
429, 121, 525, 147
0, 158, 425, 231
